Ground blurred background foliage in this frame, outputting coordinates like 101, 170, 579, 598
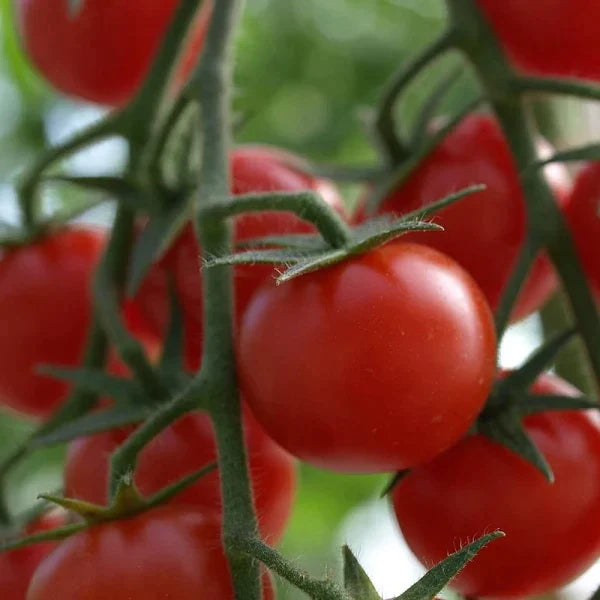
0, 0, 596, 598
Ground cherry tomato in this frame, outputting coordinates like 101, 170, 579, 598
238, 242, 497, 473
392, 374, 600, 599
564, 162, 600, 299
26, 507, 274, 600
64, 409, 295, 544
16, 0, 213, 105
476, 1, 600, 81
136, 145, 344, 369
367, 114, 567, 321
0, 227, 106, 418
0, 511, 64, 600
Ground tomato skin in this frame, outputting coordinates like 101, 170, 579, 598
476, 1, 600, 81
0, 228, 106, 418
368, 114, 566, 321
392, 374, 600, 600
564, 162, 600, 298
136, 145, 344, 369
64, 410, 295, 544
238, 242, 497, 473
16, 0, 212, 105
26, 507, 274, 600
0, 512, 64, 600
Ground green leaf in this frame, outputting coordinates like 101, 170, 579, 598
343, 546, 382, 600
38, 366, 144, 404
499, 329, 576, 394
478, 411, 554, 482
31, 404, 151, 448
396, 532, 504, 600
127, 200, 192, 296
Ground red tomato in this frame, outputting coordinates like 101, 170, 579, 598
392, 374, 600, 599
64, 409, 295, 544
0, 511, 64, 600
16, 0, 213, 105
238, 242, 497, 473
367, 114, 567, 321
26, 507, 274, 600
476, 1, 600, 81
0, 227, 106, 417
136, 145, 344, 369
564, 162, 600, 299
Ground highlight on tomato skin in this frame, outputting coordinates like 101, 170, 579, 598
564, 162, 600, 299
476, 0, 600, 82
64, 409, 296, 545
25, 507, 274, 600
135, 145, 345, 370
0, 511, 65, 600
361, 113, 568, 323
16, 0, 213, 105
0, 227, 106, 418
392, 374, 600, 600
238, 241, 497, 474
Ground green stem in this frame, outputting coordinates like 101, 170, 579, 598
108, 375, 206, 499
447, 0, 600, 394
375, 29, 456, 163
513, 76, 600, 102
18, 113, 125, 230
239, 537, 352, 600
202, 191, 352, 248
191, 0, 262, 598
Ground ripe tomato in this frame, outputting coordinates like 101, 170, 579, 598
16, 0, 213, 105
0, 511, 64, 600
392, 374, 600, 599
136, 145, 344, 369
0, 227, 106, 418
64, 409, 295, 544
564, 162, 600, 299
26, 507, 274, 600
367, 114, 567, 321
476, 1, 600, 81
238, 242, 497, 473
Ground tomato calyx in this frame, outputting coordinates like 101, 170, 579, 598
2, 462, 216, 555
205, 184, 484, 284
343, 532, 503, 600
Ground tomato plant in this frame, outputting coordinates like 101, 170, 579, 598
368, 114, 567, 321
392, 374, 600, 599
64, 409, 296, 543
564, 162, 600, 299
476, 0, 600, 81
0, 227, 106, 417
26, 507, 274, 600
238, 241, 497, 473
0, 512, 63, 600
16, 0, 213, 105
136, 145, 344, 369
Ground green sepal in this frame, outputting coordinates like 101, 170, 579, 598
38, 493, 107, 520
306, 164, 384, 183
380, 469, 411, 498
1, 522, 86, 553
498, 328, 576, 395
31, 404, 152, 448
204, 249, 314, 268
127, 197, 192, 296
395, 531, 503, 600
517, 393, 598, 416
478, 408, 554, 482
527, 142, 600, 171
343, 546, 382, 600
38, 365, 145, 405
236, 233, 328, 251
